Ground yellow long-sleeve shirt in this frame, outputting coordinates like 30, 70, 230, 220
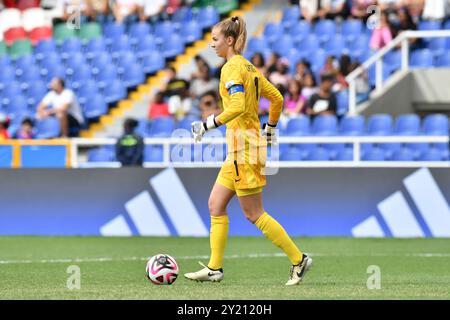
216, 55, 283, 155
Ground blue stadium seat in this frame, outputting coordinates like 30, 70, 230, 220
103, 22, 125, 41
128, 22, 151, 44
423, 114, 449, 135
335, 147, 354, 161
14, 55, 35, 71
154, 21, 175, 43
428, 37, 447, 58
286, 116, 310, 136
83, 94, 107, 119
88, 147, 116, 162
84, 38, 107, 59
312, 115, 338, 135
103, 79, 126, 104
140, 51, 165, 74
34, 39, 57, 59
314, 20, 336, 43
391, 148, 415, 161
172, 6, 193, 23
0, 56, 11, 69
135, 35, 157, 57
410, 49, 434, 68
289, 20, 311, 42
347, 34, 370, 60
323, 34, 345, 56
368, 64, 391, 87
362, 147, 385, 161
297, 34, 320, 53
121, 63, 145, 88
39, 52, 62, 70
408, 142, 429, 159
26, 81, 48, 109
67, 64, 92, 85
394, 114, 421, 135
383, 50, 401, 73
18, 65, 41, 83
247, 37, 269, 53
115, 51, 138, 71
59, 38, 82, 58
379, 142, 402, 160
264, 23, 284, 43
341, 20, 363, 42
1, 82, 22, 102
63, 52, 86, 69
306, 147, 331, 161
149, 117, 175, 137
90, 51, 112, 73
368, 114, 393, 135
281, 5, 301, 29
144, 145, 164, 162
271, 34, 294, 56
35, 117, 61, 139
176, 115, 201, 131
418, 20, 442, 31
77, 80, 99, 105
340, 115, 365, 135
0, 66, 16, 82
310, 49, 327, 72
280, 146, 303, 161
41, 64, 65, 82
110, 35, 132, 57
418, 148, 443, 161
181, 20, 202, 44
162, 34, 185, 58
96, 67, 118, 89
196, 6, 220, 29
322, 143, 345, 160
336, 90, 349, 116
5, 95, 29, 115
436, 51, 450, 67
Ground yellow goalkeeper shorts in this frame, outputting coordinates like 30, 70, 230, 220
216, 152, 267, 197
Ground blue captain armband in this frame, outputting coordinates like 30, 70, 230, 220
228, 84, 245, 95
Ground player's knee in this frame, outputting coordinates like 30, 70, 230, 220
208, 198, 225, 216
243, 209, 261, 224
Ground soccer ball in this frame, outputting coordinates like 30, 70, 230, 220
145, 254, 179, 285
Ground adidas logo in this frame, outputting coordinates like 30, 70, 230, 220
352, 168, 450, 237
99, 168, 208, 237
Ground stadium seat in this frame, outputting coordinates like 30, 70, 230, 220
368, 114, 393, 135
297, 34, 320, 53
5, 95, 28, 115
196, 6, 220, 29
394, 114, 421, 135
96, 67, 118, 89
247, 37, 269, 53
17, 0, 40, 11
181, 20, 202, 44
310, 49, 327, 72
59, 38, 83, 58
53, 24, 77, 43
154, 21, 175, 43
134, 35, 157, 57
103, 22, 125, 41
312, 115, 338, 135
0, 82, 22, 99
172, 6, 193, 23
26, 81, 47, 109
0, 9, 22, 36
22, 8, 48, 32
109, 35, 131, 56
289, 20, 311, 43
336, 90, 349, 116
34, 39, 57, 60
339, 115, 365, 136
286, 116, 310, 136
306, 147, 331, 161
362, 147, 385, 161
63, 52, 87, 69
15, 54, 35, 71
18, 65, 41, 83
314, 20, 336, 43
144, 145, 164, 162
347, 34, 370, 60
149, 117, 175, 137
423, 114, 449, 135
410, 49, 434, 68
67, 64, 92, 85
90, 51, 112, 70
383, 50, 401, 73
418, 148, 443, 161
391, 148, 415, 161
0, 55, 11, 69
436, 51, 450, 67
341, 20, 363, 42
84, 38, 107, 60
280, 146, 303, 161
335, 147, 354, 161
139, 50, 165, 74
115, 51, 138, 73
3, 27, 27, 45
41, 64, 65, 82
103, 79, 126, 104
176, 115, 201, 131
78, 22, 102, 42
29, 26, 53, 45
0, 41, 7, 56
83, 94, 108, 119
0, 66, 16, 82
77, 80, 99, 105
263, 23, 284, 43
88, 147, 116, 162
35, 117, 61, 138
418, 20, 442, 31
129, 22, 152, 45
162, 34, 184, 58
281, 5, 301, 29
271, 35, 294, 56
121, 63, 145, 88
323, 35, 345, 56
39, 51, 62, 70
428, 37, 447, 58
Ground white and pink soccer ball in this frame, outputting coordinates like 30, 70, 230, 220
145, 254, 179, 285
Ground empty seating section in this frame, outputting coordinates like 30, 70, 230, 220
0, 6, 221, 138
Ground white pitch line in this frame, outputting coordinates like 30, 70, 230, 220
0, 252, 449, 265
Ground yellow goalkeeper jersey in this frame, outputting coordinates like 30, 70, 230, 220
216, 55, 283, 157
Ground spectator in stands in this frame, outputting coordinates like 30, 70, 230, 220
283, 79, 308, 117
251, 52, 267, 76
351, 0, 377, 20
300, 0, 320, 22
148, 91, 170, 120
139, 0, 167, 23
259, 84, 285, 118
349, 62, 370, 103
14, 118, 35, 139
0, 113, 10, 141
266, 52, 280, 75
370, 11, 394, 50
111, 0, 141, 24
319, 0, 348, 20
59, 0, 93, 23
333, 54, 351, 92
378, 0, 403, 13
168, 84, 193, 120
115, 118, 144, 166
163, 67, 190, 98
421, 0, 449, 21
393, 7, 418, 47
269, 57, 291, 88
36, 77, 85, 138
191, 55, 209, 81
86, 0, 111, 22
294, 60, 311, 84
403, 0, 424, 23
190, 63, 219, 99
307, 73, 337, 117
301, 73, 319, 101
320, 55, 339, 78
199, 91, 221, 120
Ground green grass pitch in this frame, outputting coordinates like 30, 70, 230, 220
0, 237, 449, 299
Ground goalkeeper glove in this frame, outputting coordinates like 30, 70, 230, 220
191, 114, 219, 143
262, 122, 278, 146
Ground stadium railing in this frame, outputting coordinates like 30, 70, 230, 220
346, 30, 450, 115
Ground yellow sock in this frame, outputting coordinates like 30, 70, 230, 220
254, 212, 303, 265
208, 215, 229, 270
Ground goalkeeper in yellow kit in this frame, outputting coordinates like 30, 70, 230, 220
184, 16, 312, 285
